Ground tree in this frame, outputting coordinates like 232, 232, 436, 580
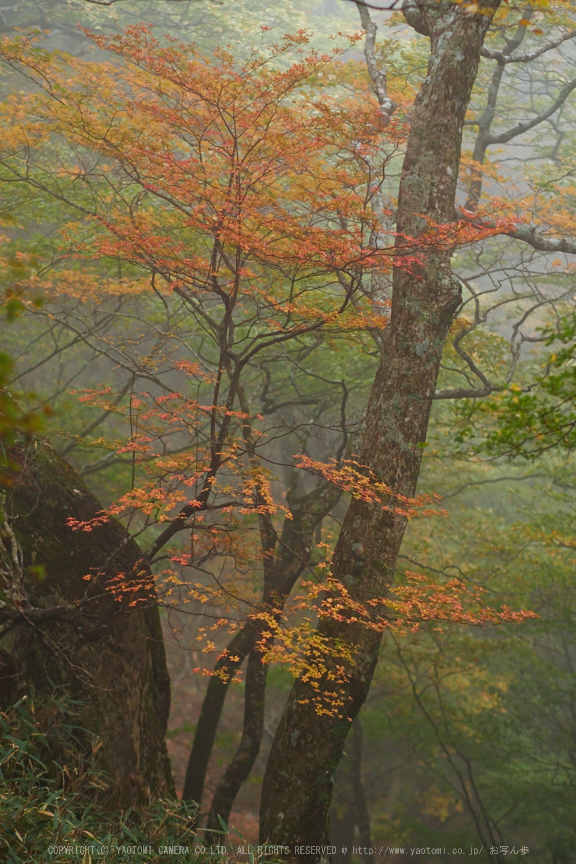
258, 0, 576, 853
1, 272, 174, 806
351, 449, 576, 859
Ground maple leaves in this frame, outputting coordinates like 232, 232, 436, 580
0, 26, 403, 545
0, 25, 400, 301
295, 455, 447, 518
241, 570, 536, 718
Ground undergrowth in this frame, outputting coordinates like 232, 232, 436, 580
0, 690, 224, 863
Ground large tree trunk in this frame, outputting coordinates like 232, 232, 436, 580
259, 3, 499, 854
0, 438, 173, 806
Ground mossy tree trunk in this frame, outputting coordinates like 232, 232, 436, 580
0, 438, 173, 806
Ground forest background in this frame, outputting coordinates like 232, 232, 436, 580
2, 0, 576, 862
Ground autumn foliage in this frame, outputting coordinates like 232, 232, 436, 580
0, 24, 535, 713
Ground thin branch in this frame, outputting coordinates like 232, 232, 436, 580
484, 76, 576, 147
355, 1, 397, 120
481, 30, 576, 64
442, 473, 549, 500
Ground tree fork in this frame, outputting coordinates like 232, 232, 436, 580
259, 1, 500, 855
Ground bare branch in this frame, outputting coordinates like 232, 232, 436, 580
433, 384, 499, 400
442, 473, 549, 500
481, 30, 576, 64
355, 1, 397, 120
484, 76, 576, 147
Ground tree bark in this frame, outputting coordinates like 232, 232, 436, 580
182, 481, 340, 810
182, 623, 256, 806
259, 3, 500, 856
206, 645, 267, 839
0, 438, 173, 807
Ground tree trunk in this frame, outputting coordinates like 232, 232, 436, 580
259, 3, 500, 855
350, 718, 372, 861
206, 645, 267, 838
182, 623, 256, 806
182, 481, 340, 810
0, 438, 173, 806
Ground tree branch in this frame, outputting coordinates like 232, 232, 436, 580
355, 1, 397, 120
504, 224, 576, 254
481, 30, 576, 64
483, 76, 576, 147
